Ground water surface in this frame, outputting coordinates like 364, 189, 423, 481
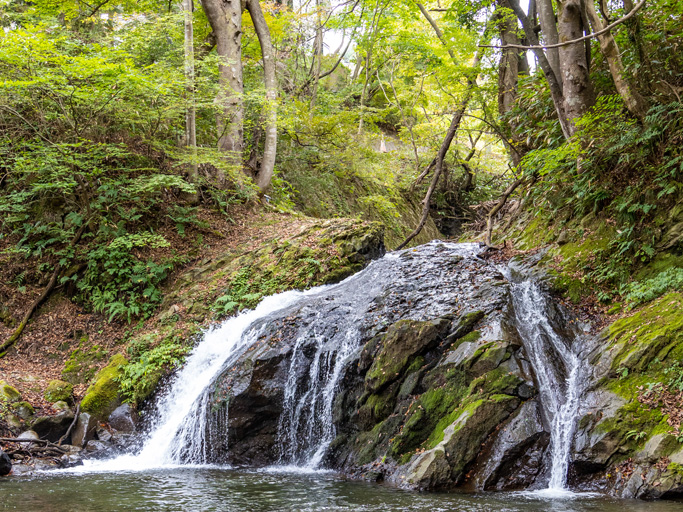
1, 468, 681, 512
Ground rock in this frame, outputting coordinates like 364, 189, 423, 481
53, 401, 71, 412
31, 410, 75, 443
96, 427, 113, 443
80, 353, 128, 420
108, 403, 138, 433
71, 412, 97, 448
0, 380, 21, 402
473, 399, 549, 491
0, 450, 12, 476
16, 430, 40, 449
10, 401, 35, 420
85, 440, 109, 453
44, 380, 74, 404
365, 318, 450, 393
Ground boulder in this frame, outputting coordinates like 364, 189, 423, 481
0, 450, 11, 476
44, 380, 74, 404
108, 403, 138, 433
16, 430, 40, 449
71, 412, 97, 448
80, 354, 128, 421
0, 380, 21, 402
31, 410, 75, 443
10, 401, 35, 420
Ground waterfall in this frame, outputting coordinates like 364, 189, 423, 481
509, 279, 585, 491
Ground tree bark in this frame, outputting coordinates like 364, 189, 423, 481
584, 0, 647, 120
557, 0, 594, 131
508, 0, 571, 139
247, 0, 278, 193
182, 0, 198, 179
201, 0, 244, 183
536, 0, 561, 80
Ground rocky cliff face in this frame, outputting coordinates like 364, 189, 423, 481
196, 243, 683, 499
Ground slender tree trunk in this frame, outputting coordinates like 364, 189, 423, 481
201, 0, 244, 183
557, 0, 594, 131
182, 0, 198, 179
584, 0, 647, 120
496, 0, 527, 166
508, 0, 571, 139
247, 0, 278, 193
536, 0, 561, 80
396, 44, 484, 251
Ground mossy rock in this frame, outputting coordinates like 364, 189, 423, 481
0, 380, 21, 402
365, 318, 449, 393
80, 354, 128, 420
44, 380, 74, 404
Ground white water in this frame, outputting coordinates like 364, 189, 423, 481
74, 289, 319, 472
510, 280, 584, 491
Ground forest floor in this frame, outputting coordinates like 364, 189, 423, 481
0, 204, 323, 415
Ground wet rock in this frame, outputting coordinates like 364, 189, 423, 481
96, 426, 113, 443
71, 412, 97, 448
0, 450, 12, 475
108, 404, 138, 433
31, 410, 75, 443
85, 440, 109, 453
473, 399, 549, 490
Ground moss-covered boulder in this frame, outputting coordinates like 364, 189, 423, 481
44, 380, 74, 404
0, 381, 21, 403
80, 354, 128, 420
365, 318, 449, 393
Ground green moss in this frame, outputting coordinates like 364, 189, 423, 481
668, 462, 683, 477
80, 353, 128, 420
61, 343, 108, 385
458, 330, 481, 344
0, 381, 21, 402
366, 319, 446, 393
44, 380, 73, 403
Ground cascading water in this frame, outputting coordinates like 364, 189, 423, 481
83, 242, 481, 472
508, 278, 585, 491
73, 241, 591, 494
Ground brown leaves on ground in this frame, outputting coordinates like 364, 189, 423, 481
0, 204, 317, 417
638, 383, 683, 438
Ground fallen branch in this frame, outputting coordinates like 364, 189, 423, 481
58, 404, 80, 446
485, 177, 525, 248
0, 224, 86, 358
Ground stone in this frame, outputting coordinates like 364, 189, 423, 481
80, 354, 128, 420
71, 412, 97, 448
108, 403, 138, 433
52, 401, 71, 412
0, 380, 21, 402
85, 440, 108, 453
31, 410, 75, 443
44, 380, 74, 404
0, 450, 12, 475
16, 430, 40, 449
96, 427, 113, 443
10, 401, 35, 420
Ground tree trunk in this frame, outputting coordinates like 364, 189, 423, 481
247, 0, 278, 193
536, 0, 561, 80
496, 0, 525, 166
557, 0, 594, 131
508, 0, 571, 139
201, 0, 244, 183
182, 0, 198, 179
584, 0, 647, 120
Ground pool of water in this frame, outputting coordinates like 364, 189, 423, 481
1, 467, 681, 512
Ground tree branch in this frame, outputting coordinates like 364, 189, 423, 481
480, 0, 646, 50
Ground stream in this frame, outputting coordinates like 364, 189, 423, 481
2, 242, 683, 509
